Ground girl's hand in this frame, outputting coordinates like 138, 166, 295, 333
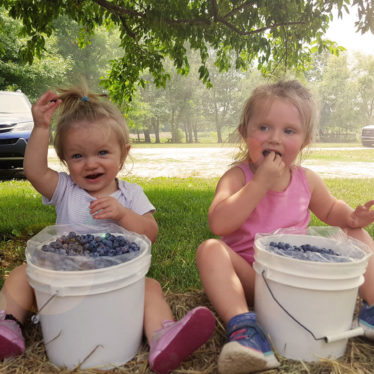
32, 91, 61, 129
90, 197, 126, 222
253, 151, 286, 189
350, 200, 374, 228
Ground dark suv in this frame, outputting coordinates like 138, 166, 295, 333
361, 125, 374, 147
0, 90, 33, 169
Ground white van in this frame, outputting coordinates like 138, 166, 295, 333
361, 125, 374, 147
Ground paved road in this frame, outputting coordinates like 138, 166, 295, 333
44, 147, 374, 179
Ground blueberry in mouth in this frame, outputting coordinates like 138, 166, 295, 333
263, 150, 281, 157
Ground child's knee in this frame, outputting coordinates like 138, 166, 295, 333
344, 227, 374, 249
196, 238, 227, 271
196, 239, 216, 265
145, 277, 162, 295
4, 264, 28, 287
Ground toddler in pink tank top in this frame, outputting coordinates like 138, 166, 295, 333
196, 80, 374, 374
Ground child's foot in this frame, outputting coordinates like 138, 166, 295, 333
149, 306, 216, 374
0, 311, 25, 360
356, 300, 374, 339
218, 312, 279, 374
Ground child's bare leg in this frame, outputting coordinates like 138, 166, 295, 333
0, 264, 31, 359
196, 239, 279, 374
143, 277, 174, 344
345, 228, 374, 304
144, 277, 215, 374
0, 264, 34, 323
196, 238, 255, 325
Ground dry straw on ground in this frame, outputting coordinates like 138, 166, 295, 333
1, 290, 374, 374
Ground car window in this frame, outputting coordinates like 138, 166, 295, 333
0, 94, 31, 114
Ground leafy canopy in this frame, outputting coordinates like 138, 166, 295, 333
2, 0, 373, 102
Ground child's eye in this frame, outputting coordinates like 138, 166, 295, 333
72, 154, 82, 159
99, 150, 108, 156
259, 125, 269, 131
284, 128, 295, 135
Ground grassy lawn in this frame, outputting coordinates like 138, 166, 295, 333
1, 174, 373, 291
306, 147, 374, 162
1, 144, 373, 374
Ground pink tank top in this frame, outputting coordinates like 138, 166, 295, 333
221, 163, 311, 265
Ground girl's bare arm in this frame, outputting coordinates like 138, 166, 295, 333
306, 168, 374, 228
24, 91, 61, 200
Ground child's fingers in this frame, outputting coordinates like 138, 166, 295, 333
364, 200, 374, 210
35, 90, 58, 105
90, 201, 114, 216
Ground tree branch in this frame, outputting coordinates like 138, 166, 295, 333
93, 0, 144, 19
211, 0, 219, 21
119, 16, 137, 40
93, 0, 306, 36
223, 0, 254, 19
216, 20, 307, 36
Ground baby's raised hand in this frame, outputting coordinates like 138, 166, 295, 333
32, 91, 61, 128
351, 200, 374, 228
90, 196, 126, 222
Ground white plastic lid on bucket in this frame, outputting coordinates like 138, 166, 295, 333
26, 224, 152, 369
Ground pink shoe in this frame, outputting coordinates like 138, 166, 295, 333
0, 311, 25, 360
149, 306, 216, 374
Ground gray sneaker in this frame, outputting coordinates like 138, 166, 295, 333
218, 312, 279, 374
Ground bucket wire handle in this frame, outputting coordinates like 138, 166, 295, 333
261, 270, 325, 341
31, 292, 58, 324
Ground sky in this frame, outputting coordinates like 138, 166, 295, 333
325, 7, 374, 56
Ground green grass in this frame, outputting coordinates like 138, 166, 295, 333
1, 175, 374, 291
306, 147, 374, 162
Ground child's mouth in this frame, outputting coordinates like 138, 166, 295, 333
263, 150, 282, 157
86, 173, 103, 180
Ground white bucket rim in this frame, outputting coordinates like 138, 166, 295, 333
254, 233, 372, 267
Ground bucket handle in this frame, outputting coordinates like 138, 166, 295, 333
261, 270, 363, 343
31, 292, 58, 324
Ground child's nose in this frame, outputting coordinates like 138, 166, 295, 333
269, 129, 281, 143
85, 157, 98, 169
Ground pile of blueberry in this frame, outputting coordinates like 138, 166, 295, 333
267, 241, 350, 263
41, 231, 140, 258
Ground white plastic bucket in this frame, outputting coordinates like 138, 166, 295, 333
26, 240, 151, 369
253, 234, 371, 362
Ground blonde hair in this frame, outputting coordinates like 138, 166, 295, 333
53, 86, 130, 168
235, 80, 318, 163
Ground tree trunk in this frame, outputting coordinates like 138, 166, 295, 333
143, 128, 151, 143
171, 108, 179, 143
152, 117, 160, 143
193, 122, 198, 143
214, 102, 222, 143
187, 119, 193, 143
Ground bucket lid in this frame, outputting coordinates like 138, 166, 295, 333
26, 224, 151, 271
26, 248, 151, 296
254, 234, 371, 280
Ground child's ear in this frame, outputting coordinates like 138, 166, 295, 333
125, 143, 131, 155
120, 144, 131, 167
302, 136, 312, 149
238, 123, 247, 138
